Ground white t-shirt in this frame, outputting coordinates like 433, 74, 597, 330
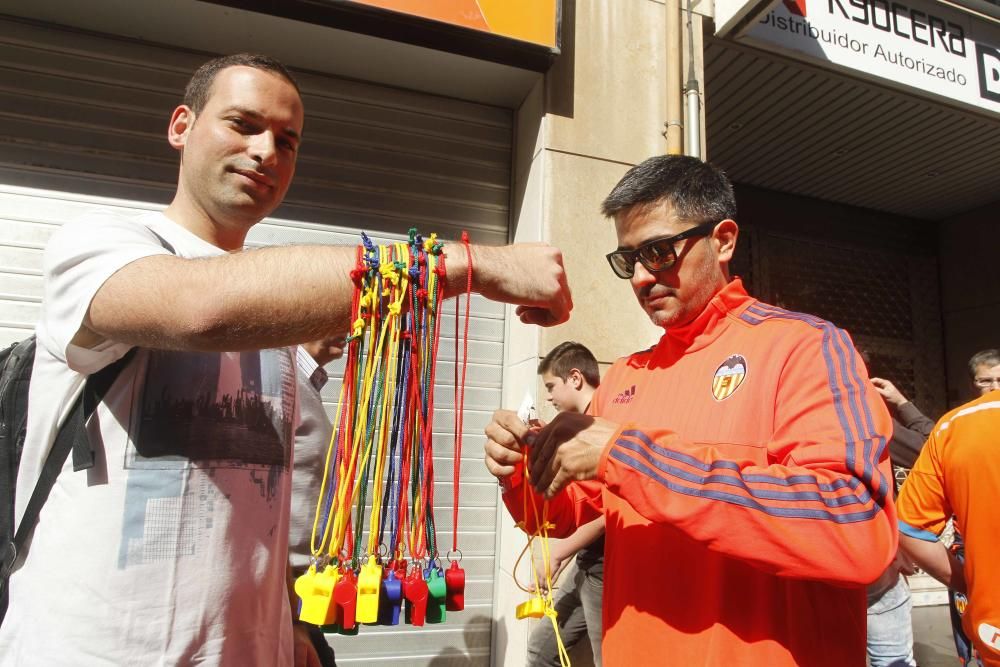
0, 211, 295, 666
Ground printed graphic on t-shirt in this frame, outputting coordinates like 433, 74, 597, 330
116, 348, 294, 569
130, 349, 294, 467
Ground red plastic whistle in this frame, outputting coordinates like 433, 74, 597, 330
333, 569, 358, 630
445, 560, 466, 611
404, 570, 429, 626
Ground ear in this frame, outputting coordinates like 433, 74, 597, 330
713, 219, 739, 264
167, 105, 195, 151
568, 369, 584, 390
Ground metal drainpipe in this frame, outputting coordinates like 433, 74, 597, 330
684, 0, 701, 159
665, 0, 684, 155
685, 81, 701, 159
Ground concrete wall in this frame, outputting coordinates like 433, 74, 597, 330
492, 1, 706, 665
938, 202, 1000, 407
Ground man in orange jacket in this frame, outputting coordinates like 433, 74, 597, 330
485, 155, 896, 666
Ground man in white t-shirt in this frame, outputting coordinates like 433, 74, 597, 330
0, 53, 572, 666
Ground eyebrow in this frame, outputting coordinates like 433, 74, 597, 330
224, 106, 301, 141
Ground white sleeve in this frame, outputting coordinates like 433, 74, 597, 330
38, 213, 173, 374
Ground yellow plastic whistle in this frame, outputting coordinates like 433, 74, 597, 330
355, 559, 383, 624
515, 597, 547, 620
295, 565, 341, 626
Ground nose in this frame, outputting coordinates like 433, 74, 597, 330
249, 131, 277, 167
630, 260, 656, 289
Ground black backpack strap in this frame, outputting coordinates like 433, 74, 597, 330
1, 348, 135, 581
70, 351, 135, 472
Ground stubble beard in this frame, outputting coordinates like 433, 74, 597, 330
644, 258, 721, 331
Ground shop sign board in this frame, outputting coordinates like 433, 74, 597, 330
738, 0, 1000, 114
345, 0, 559, 48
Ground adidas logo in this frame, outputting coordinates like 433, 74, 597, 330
613, 385, 637, 405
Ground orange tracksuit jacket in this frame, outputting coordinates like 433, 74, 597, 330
503, 279, 896, 666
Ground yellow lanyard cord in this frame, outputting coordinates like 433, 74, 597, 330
310, 372, 350, 560
514, 452, 571, 666
306, 234, 446, 568
408, 247, 438, 559
365, 243, 408, 555
309, 246, 368, 562
336, 244, 403, 560
311, 243, 394, 563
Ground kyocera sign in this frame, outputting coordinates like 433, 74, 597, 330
740, 0, 1000, 114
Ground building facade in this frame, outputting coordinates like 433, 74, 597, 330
1, 1, 997, 664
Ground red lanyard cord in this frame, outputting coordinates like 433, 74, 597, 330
452, 232, 472, 553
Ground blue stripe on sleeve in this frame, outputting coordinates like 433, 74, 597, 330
898, 520, 941, 542
618, 429, 872, 502
741, 304, 888, 502
615, 437, 872, 510
609, 448, 881, 523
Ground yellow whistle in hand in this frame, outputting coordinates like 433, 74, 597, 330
516, 597, 547, 620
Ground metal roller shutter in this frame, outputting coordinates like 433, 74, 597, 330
0, 16, 510, 665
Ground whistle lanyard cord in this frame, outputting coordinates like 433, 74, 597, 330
422, 249, 444, 560
383, 330, 410, 558
451, 232, 472, 553
310, 245, 364, 561
331, 241, 381, 562
309, 248, 359, 559
410, 248, 433, 561
306, 230, 454, 572
517, 451, 570, 666
362, 243, 407, 558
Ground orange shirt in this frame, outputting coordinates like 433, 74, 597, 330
503, 279, 896, 666
896, 391, 1000, 666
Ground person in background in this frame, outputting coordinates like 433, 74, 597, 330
864, 361, 933, 667
938, 349, 1000, 667
968, 350, 1000, 397
896, 373, 1000, 667
528, 342, 604, 667
288, 336, 346, 667
869, 375, 934, 471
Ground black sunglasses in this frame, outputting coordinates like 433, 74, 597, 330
605, 221, 718, 279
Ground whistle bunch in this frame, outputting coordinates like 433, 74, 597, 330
294, 229, 471, 633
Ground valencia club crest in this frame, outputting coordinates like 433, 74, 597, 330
712, 354, 747, 401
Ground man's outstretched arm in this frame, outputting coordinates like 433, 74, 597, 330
81, 240, 571, 352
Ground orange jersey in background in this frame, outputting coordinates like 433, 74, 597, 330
897, 391, 1000, 666
503, 279, 896, 666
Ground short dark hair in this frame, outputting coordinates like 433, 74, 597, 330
601, 155, 737, 225
538, 342, 600, 388
968, 349, 1000, 379
183, 53, 300, 114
